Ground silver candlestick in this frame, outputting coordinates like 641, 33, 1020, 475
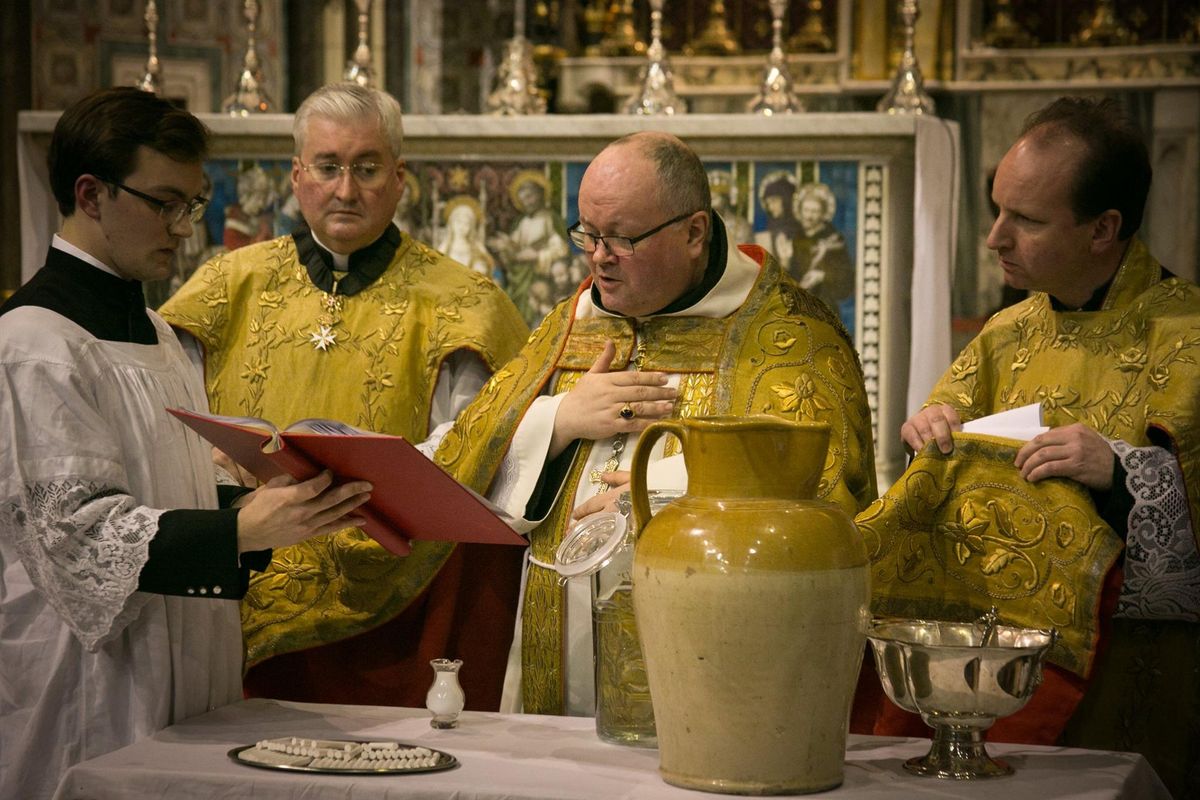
487, 0, 546, 115
344, 0, 374, 86
748, 0, 804, 114
625, 0, 685, 115
487, 36, 547, 115
135, 0, 162, 94
877, 0, 935, 115
223, 0, 273, 115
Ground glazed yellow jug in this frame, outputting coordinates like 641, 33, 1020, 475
630, 415, 869, 795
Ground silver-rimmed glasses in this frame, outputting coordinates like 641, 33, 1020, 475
569, 209, 704, 256
299, 160, 390, 188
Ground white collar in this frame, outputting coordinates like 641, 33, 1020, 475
310, 230, 351, 270
575, 245, 760, 322
52, 234, 124, 279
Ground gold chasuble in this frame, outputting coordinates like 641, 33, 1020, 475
436, 247, 877, 714
160, 232, 528, 672
857, 237, 1200, 678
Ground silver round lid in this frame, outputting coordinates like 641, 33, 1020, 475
552, 511, 628, 579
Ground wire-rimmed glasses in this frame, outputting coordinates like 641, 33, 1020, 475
568, 209, 704, 256
101, 179, 209, 226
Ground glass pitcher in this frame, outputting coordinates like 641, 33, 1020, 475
557, 489, 682, 747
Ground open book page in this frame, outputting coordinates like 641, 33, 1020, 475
961, 402, 1048, 441
183, 410, 280, 434
286, 418, 377, 436
174, 410, 285, 449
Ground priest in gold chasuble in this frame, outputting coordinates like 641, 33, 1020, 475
853, 98, 1200, 798
160, 84, 528, 711
435, 132, 877, 717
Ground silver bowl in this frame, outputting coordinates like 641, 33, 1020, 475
866, 615, 1055, 779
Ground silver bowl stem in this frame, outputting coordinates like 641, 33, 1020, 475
906, 719, 1012, 778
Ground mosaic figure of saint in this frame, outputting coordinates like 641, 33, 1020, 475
392, 171, 426, 241
488, 170, 569, 325
793, 182, 854, 317
223, 163, 277, 251
753, 171, 800, 272
435, 195, 495, 279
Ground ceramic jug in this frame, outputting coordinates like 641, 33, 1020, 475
630, 415, 869, 795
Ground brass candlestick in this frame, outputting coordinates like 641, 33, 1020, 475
982, 0, 1034, 48
344, 0, 374, 86
599, 0, 646, 56
749, 0, 804, 114
788, 0, 833, 53
223, 0, 273, 115
625, 0, 685, 115
583, 0, 610, 54
1076, 0, 1130, 47
877, 0, 935, 116
685, 0, 740, 56
135, 0, 162, 93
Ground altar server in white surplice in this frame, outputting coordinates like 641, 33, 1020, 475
0, 88, 373, 800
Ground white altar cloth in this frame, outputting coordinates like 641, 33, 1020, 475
52, 698, 1168, 800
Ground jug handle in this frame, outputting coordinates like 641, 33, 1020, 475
630, 419, 686, 539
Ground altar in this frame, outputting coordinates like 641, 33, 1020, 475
17, 111, 957, 488
50, 698, 1169, 800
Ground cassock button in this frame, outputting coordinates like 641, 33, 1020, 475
199, 587, 208, 595
187, 588, 196, 595
213, 586, 222, 595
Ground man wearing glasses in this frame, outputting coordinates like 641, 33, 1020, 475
160, 83, 527, 713
0, 87, 373, 800
436, 131, 878, 716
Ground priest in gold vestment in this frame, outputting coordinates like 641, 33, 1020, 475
853, 98, 1200, 798
160, 83, 528, 710
435, 132, 877, 716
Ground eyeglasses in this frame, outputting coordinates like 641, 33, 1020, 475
299, 160, 390, 188
102, 179, 209, 226
568, 210, 703, 257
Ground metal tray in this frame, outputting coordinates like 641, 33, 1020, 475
228, 739, 459, 775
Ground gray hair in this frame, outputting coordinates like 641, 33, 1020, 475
611, 132, 711, 218
293, 82, 404, 158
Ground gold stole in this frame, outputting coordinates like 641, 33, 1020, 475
521, 315, 727, 714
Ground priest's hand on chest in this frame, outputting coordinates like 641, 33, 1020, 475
549, 339, 677, 457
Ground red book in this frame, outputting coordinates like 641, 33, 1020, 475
168, 407, 526, 556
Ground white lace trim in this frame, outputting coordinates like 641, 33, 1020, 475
1110, 440, 1200, 621
2, 479, 163, 650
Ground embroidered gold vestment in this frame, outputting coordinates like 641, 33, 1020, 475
857, 237, 1200, 676
160, 234, 528, 666
436, 250, 877, 714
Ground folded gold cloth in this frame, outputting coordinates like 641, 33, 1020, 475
856, 433, 1123, 677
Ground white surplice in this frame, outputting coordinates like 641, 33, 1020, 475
0, 306, 242, 800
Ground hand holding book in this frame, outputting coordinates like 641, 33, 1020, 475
169, 408, 526, 556
235, 471, 372, 553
